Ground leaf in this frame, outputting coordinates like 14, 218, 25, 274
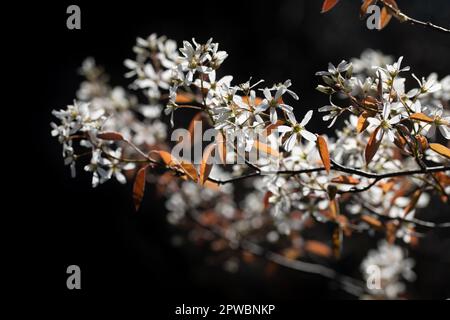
97, 131, 124, 141
410, 113, 434, 123
133, 165, 149, 211
304, 241, 332, 258
199, 143, 216, 185
404, 189, 421, 216
360, 0, 377, 18
357, 112, 371, 133
429, 143, 450, 159
365, 127, 382, 164
175, 92, 196, 103
188, 112, 205, 145
331, 175, 360, 185
321, 0, 339, 13
361, 97, 378, 111
254, 139, 279, 157
216, 131, 227, 164
379, 7, 393, 29
158, 150, 177, 166
180, 161, 198, 182
316, 135, 331, 173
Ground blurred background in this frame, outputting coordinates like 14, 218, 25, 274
25, 0, 450, 302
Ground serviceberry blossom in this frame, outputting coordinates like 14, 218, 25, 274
51, 34, 450, 299
277, 110, 317, 151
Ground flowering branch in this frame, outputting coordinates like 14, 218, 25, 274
50, 34, 450, 299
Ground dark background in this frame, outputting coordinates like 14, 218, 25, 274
17, 0, 450, 307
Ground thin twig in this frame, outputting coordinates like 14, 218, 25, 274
379, 0, 450, 35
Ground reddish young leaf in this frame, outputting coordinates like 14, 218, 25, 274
410, 112, 434, 123
216, 131, 227, 164
331, 175, 361, 185
133, 165, 149, 211
180, 161, 199, 182
304, 240, 332, 258
175, 91, 196, 103
429, 143, 450, 159
254, 139, 279, 157
379, 7, 393, 29
199, 143, 216, 185
365, 127, 382, 164
360, 0, 377, 18
321, 0, 339, 13
357, 113, 371, 133
316, 135, 331, 173
188, 112, 205, 145
97, 131, 124, 141
158, 150, 177, 166
404, 189, 422, 216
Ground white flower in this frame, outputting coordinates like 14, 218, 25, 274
316, 60, 352, 77
319, 101, 343, 127
99, 149, 135, 184
425, 107, 450, 139
278, 110, 317, 152
412, 73, 441, 94
367, 103, 402, 142
255, 86, 295, 124
379, 56, 410, 77
84, 150, 109, 187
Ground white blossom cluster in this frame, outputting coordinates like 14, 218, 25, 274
361, 241, 416, 299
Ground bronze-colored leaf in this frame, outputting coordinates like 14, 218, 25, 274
180, 161, 199, 182
216, 131, 227, 164
158, 150, 177, 166
379, 7, 393, 29
199, 143, 216, 185
360, 0, 377, 18
357, 112, 371, 133
316, 135, 331, 173
254, 139, 279, 157
331, 175, 360, 185
304, 240, 332, 258
321, 0, 339, 13
410, 113, 434, 123
97, 131, 124, 141
429, 143, 450, 159
188, 112, 205, 145
404, 189, 421, 217
365, 127, 382, 164
175, 92, 196, 103
133, 165, 149, 211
